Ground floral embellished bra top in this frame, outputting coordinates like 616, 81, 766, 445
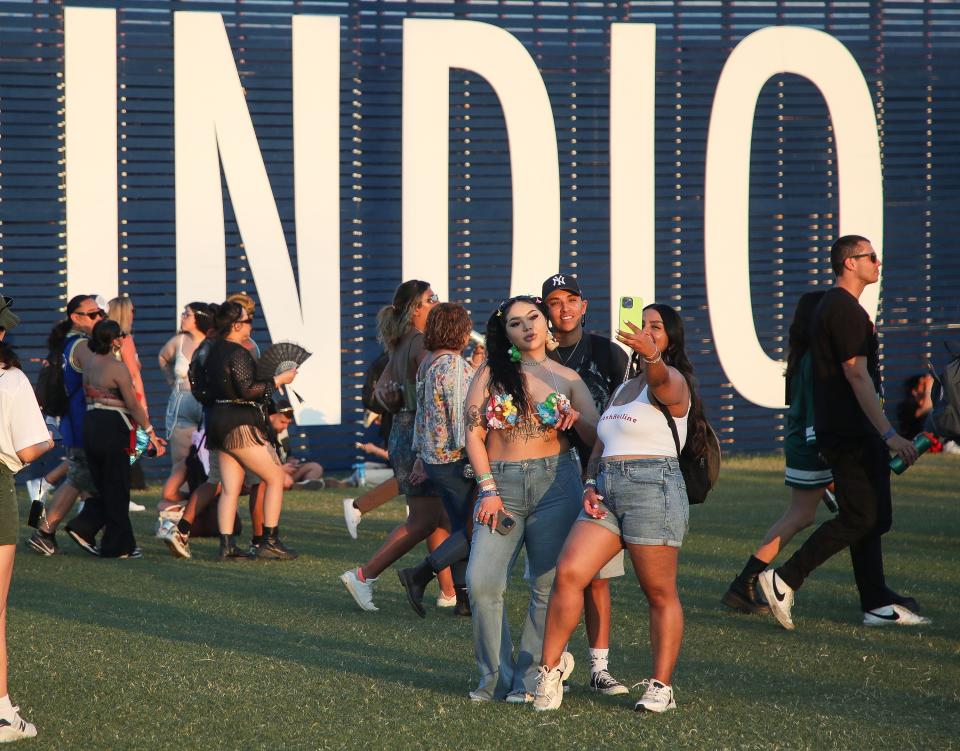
485, 391, 571, 430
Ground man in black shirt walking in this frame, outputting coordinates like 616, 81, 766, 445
759, 236, 929, 629
541, 273, 630, 695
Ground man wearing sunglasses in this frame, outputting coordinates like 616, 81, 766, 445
759, 236, 928, 630
27, 294, 107, 557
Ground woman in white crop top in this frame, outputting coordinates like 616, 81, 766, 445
534, 303, 709, 715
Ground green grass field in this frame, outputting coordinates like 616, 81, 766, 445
9, 455, 960, 750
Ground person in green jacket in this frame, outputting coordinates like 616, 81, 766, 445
722, 291, 833, 613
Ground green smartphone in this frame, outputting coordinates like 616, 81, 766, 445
618, 296, 644, 333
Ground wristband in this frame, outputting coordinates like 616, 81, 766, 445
881, 427, 897, 442
476, 472, 494, 483
477, 488, 499, 499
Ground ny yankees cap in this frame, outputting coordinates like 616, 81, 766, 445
541, 273, 582, 300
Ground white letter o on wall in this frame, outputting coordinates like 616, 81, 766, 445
705, 26, 883, 409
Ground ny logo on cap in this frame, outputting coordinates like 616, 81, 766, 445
551, 275, 566, 287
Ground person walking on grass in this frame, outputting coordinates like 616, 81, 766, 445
340, 281, 456, 612
464, 296, 597, 703
534, 303, 707, 714
758, 236, 929, 629
541, 272, 631, 696
722, 291, 836, 613
27, 295, 105, 557
68, 320, 166, 558
0, 325, 55, 741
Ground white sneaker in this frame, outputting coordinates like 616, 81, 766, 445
863, 604, 931, 626
161, 524, 192, 560
436, 592, 456, 608
533, 652, 574, 711
155, 518, 175, 539
340, 568, 378, 611
759, 570, 795, 630
0, 705, 37, 742
633, 679, 676, 713
129, 501, 146, 512
942, 440, 960, 455
342, 499, 361, 540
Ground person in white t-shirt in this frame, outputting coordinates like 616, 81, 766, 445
0, 319, 55, 742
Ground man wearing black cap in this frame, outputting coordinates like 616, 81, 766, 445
540, 273, 630, 696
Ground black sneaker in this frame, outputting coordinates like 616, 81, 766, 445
65, 526, 100, 556
26, 530, 59, 557
256, 536, 298, 561
117, 548, 143, 559
590, 669, 629, 696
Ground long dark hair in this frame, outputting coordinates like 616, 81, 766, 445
89, 320, 122, 355
213, 301, 245, 336
643, 303, 708, 457
47, 294, 95, 353
187, 302, 214, 335
484, 295, 548, 418
784, 291, 826, 405
377, 280, 430, 352
0, 342, 21, 370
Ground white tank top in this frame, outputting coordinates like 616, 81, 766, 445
174, 335, 191, 388
598, 384, 689, 458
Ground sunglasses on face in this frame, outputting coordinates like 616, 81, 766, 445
851, 251, 879, 264
77, 310, 106, 320
238, 317, 254, 325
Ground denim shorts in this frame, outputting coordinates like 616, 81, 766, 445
165, 389, 204, 436
579, 457, 689, 547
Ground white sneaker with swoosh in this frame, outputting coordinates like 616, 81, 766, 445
863, 604, 931, 626
759, 570, 795, 630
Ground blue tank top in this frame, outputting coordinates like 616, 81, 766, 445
59, 333, 88, 448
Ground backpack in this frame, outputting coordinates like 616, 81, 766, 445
188, 339, 215, 407
650, 390, 722, 505
929, 343, 960, 442
34, 341, 73, 417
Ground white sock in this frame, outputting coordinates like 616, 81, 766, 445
588, 647, 609, 676
0, 695, 13, 719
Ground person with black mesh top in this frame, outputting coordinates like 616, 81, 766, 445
202, 301, 297, 561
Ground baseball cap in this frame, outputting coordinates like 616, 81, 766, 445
541, 273, 582, 301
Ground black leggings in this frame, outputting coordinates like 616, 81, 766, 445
73, 410, 136, 557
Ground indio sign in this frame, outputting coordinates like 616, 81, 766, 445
62, 8, 883, 423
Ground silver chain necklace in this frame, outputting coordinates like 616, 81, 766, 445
556, 336, 583, 367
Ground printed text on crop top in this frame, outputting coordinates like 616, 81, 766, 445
597, 384, 689, 458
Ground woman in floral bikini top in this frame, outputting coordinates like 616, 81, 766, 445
461, 295, 598, 702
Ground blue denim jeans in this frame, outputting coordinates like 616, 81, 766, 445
425, 458, 476, 587
465, 450, 582, 699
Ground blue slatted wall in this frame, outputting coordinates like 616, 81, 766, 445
1, 0, 959, 475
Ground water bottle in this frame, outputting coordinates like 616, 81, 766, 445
353, 462, 367, 487
890, 433, 933, 475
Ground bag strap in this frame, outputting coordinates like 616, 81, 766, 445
648, 388, 682, 458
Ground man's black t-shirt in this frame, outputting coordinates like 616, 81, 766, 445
811, 287, 882, 443
548, 333, 629, 469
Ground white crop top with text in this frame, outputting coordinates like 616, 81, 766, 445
597, 384, 689, 458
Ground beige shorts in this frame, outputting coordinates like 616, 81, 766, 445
595, 549, 626, 580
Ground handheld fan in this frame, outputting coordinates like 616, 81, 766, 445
256, 342, 312, 381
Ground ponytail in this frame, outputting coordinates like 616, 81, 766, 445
376, 280, 429, 352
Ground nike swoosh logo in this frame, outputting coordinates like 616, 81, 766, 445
771, 576, 786, 602
868, 611, 900, 621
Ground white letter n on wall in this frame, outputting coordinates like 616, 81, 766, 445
174, 12, 341, 424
